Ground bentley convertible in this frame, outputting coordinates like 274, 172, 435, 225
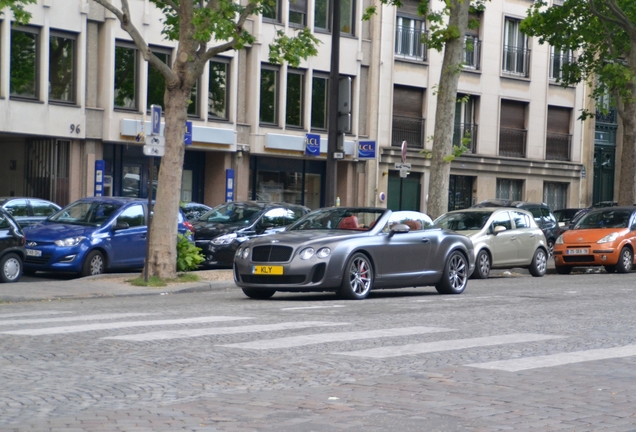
233, 207, 475, 300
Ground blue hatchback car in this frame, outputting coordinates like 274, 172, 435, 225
22, 197, 190, 277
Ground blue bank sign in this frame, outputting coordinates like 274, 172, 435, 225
305, 133, 321, 156
357, 141, 376, 159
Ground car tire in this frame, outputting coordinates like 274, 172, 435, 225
435, 250, 468, 295
555, 265, 572, 275
615, 247, 633, 274
242, 288, 276, 299
547, 239, 555, 258
338, 252, 373, 300
528, 248, 547, 277
81, 250, 105, 277
473, 250, 490, 279
604, 265, 616, 274
0, 253, 22, 283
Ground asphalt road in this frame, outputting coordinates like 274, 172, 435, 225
1, 272, 635, 431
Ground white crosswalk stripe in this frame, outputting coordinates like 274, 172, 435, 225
1, 316, 252, 336
0, 313, 155, 327
466, 345, 636, 372
104, 321, 348, 342
219, 326, 455, 350
334, 334, 565, 359
0, 311, 73, 319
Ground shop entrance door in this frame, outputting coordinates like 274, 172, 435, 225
387, 171, 421, 211
593, 146, 615, 205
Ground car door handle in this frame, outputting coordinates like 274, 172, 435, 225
510, 237, 517, 240
141, 234, 147, 239
421, 238, 430, 243
529, 234, 535, 237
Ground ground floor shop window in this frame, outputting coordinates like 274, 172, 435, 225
496, 178, 523, 201
543, 182, 568, 211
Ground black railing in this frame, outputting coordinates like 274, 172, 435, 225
502, 45, 530, 77
452, 123, 478, 153
499, 127, 527, 157
464, 36, 481, 70
596, 108, 617, 124
395, 26, 427, 61
546, 132, 571, 161
549, 53, 573, 81
392, 115, 425, 148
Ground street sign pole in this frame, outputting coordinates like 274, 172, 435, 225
144, 156, 154, 283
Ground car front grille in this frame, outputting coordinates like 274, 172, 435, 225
563, 255, 595, 263
25, 255, 51, 265
251, 246, 293, 263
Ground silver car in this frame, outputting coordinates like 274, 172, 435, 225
433, 207, 548, 279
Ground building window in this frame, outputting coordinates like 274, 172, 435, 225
392, 85, 425, 148
289, 0, 307, 26
263, 0, 280, 21
10, 27, 39, 99
114, 42, 138, 109
502, 18, 530, 77
496, 179, 523, 201
311, 75, 328, 130
464, 35, 481, 70
188, 80, 199, 117
260, 67, 278, 125
147, 48, 171, 110
395, 17, 426, 61
499, 99, 527, 157
314, 0, 329, 29
543, 182, 568, 211
286, 70, 304, 128
546, 106, 572, 161
453, 95, 478, 153
340, 0, 354, 34
49, 31, 76, 103
208, 58, 229, 120
549, 46, 572, 82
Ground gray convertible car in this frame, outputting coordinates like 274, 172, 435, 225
233, 207, 475, 300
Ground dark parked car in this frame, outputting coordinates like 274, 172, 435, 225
553, 208, 584, 232
22, 197, 191, 277
472, 200, 559, 256
180, 202, 212, 221
193, 201, 310, 268
0, 197, 61, 229
0, 208, 26, 283
233, 207, 474, 300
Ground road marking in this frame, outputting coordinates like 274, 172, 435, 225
220, 326, 456, 350
104, 321, 348, 342
335, 334, 564, 359
1, 316, 251, 336
0, 311, 73, 318
281, 305, 346, 311
0, 313, 155, 327
466, 345, 636, 371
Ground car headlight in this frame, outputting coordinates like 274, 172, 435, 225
598, 232, 619, 244
54, 236, 86, 247
241, 247, 250, 259
300, 248, 315, 260
235, 247, 243, 258
555, 235, 563, 245
316, 247, 331, 259
212, 233, 237, 245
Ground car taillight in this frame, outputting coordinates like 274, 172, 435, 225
184, 221, 195, 233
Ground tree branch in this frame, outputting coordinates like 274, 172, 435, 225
604, 0, 636, 38
163, 0, 180, 10
198, 2, 257, 63
588, 0, 634, 36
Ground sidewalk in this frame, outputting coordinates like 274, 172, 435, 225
0, 271, 236, 303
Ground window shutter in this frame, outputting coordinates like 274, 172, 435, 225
397, 0, 422, 18
393, 85, 423, 117
289, 0, 307, 13
500, 100, 526, 129
547, 106, 571, 134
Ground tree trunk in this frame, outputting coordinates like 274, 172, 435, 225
145, 87, 189, 279
426, 0, 471, 220
618, 98, 636, 206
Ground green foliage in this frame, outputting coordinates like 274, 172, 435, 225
0, 0, 35, 24
269, 28, 321, 68
176, 233, 204, 272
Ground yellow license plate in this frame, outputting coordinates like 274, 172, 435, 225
252, 265, 284, 275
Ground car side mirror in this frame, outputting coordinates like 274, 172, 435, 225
113, 221, 129, 231
389, 223, 410, 238
493, 225, 506, 234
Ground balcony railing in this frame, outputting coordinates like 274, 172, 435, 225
392, 115, 425, 148
549, 53, 573, 81
502, 45, 531, 77
546, 132, 571, 161
499, 127, 527, 157
452, 123, 478, 153
464, 36, 481, 70
395, 26, 427, 61
596, 108, 617, 124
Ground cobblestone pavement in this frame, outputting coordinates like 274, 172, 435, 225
1, 272, 636, 431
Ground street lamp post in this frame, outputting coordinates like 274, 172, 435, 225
325, 0, 341, 207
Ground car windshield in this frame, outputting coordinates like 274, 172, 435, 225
434, 211, 492, 231
48, 201, 122, 226
575, 210, 631, 229
200, 202, 262, 226
288, 208, 385, 231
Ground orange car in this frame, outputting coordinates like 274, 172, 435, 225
553, 207, 636, 274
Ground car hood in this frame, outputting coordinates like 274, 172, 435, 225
23, 222, 99, 241
246, 229, 366, 247
561, 228, 627, 243
192, 222, 249, 240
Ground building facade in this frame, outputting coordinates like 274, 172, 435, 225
0, 0, 610, 214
